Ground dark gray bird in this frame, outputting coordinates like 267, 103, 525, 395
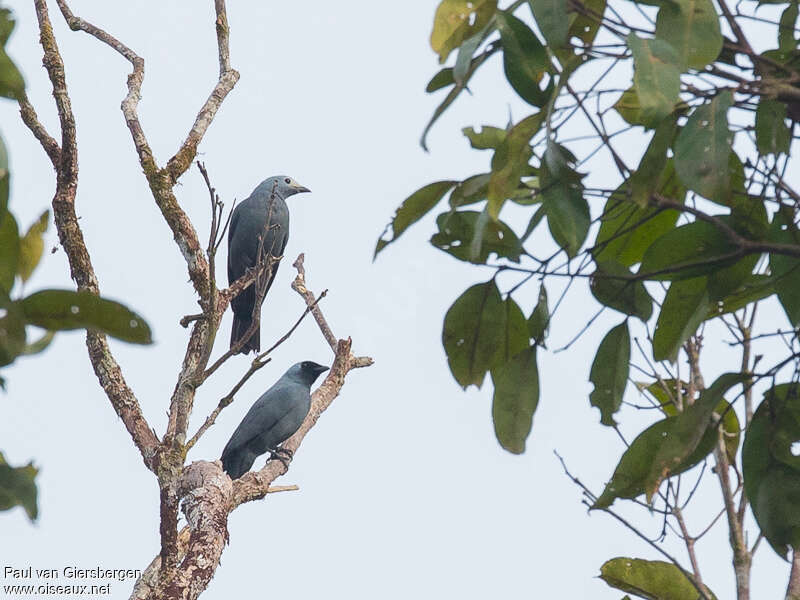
221, 361, 329, 479
228, 175, 310, 354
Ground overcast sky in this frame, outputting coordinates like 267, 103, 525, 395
0, 1, 792, 598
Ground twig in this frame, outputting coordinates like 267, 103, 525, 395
553, 451, 712, 600
291, 254, 338, 351
186, 291, 328, 451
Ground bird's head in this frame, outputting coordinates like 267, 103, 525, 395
287, 360, 329, 386
261, 175, 311, 200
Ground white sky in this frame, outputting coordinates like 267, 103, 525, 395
0, 1, 792, 598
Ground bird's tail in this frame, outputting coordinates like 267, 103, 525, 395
221, 448, 256, 480
230, 313, 260, 354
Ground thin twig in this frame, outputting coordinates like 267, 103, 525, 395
186, 291, 328, 451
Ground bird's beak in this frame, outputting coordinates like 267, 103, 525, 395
291, 182, 311, 194
314, 365, 330, 376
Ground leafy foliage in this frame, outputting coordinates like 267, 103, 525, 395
594, 373, 744, 507
743, 384, 800, 559
378, 0, 800, 592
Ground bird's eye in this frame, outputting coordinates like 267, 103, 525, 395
284, 178, 291, 184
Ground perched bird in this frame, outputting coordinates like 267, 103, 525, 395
228, 175, 311, 354
221, 361, 329, 479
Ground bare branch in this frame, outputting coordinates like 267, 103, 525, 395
20, 0, 160, 471
291, 253, 339, 351
133, 258, 373, 598
232, 337, 363, 506
17, 95, 60, 166
789, 548, 800, 600
164, 1, 240, 183
186, 291, 327, 451
553, 451, 713, 600
672, 506, 704, 586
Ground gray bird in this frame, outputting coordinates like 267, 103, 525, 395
221, 361, 329, 479
228, 175, 310, 354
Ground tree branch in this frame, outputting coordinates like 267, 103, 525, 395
20, 0, 160, 471
131, 257, 373, 599
164, 1, 240, 183
787, 548, 800, 600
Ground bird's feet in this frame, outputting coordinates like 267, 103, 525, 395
269, 447, 294, 469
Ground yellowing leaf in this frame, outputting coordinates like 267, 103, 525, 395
17, 210, 48, 283
430, 0, 497, 63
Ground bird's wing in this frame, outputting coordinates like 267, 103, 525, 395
222, 382, 299, 453
227, 203, 243, 284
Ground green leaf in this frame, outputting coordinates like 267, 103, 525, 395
375, 181, 458, 257
442, 280, 507, 388
780, 2, 799, 52
594, 161, 685, 266
653, 277, 709, 363
450, 173, 491, 208
529, 0, 568, 48
0, 10, 23, 101
589, 321, 630, 426
491, 346, 539, 453
707, 253, 758, 301
627, 33, 681, 128
629, 116, 680, 207
527, 284, 549, 344
594, 373, 744, 507
463, 125, 508, 150
426, 67, 455, 92
431, 210, 522, 263
644, 379, 741, 464
705, 274, 775, 319
430, 0, 498, 63
674, 90, 734, 202
0, 53, 23, 101
569, 0, 606, 44
521, 203, 546, 243
0, 293, 25, 367
0, 132, 8, 220
488, 113, 544, 218
508, 177, 541, 205
726, 154, 768, 238
743, 384, 800, 558
640, 219, 735, 281
0, 210, 19, 294
769, 208, 800, 326
454, 20, 495, 85
756, 98, 791, 156
654, 0, 722, 69
614, 88, 646, 127
18, 289, 153, 344
21, 330, 55, 356
600, 557, 713, 600
0, 9, 15, 45
541, 142, 589, 257
17, 211, 48, 283
590, 261, 653, 321
0, 452, 38, 521
500, 296, 531, 364
421, 46, 499, 150
495, 11, 553, 107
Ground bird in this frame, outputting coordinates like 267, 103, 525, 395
221, 361, 329, 479
227, 175, 310, 354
